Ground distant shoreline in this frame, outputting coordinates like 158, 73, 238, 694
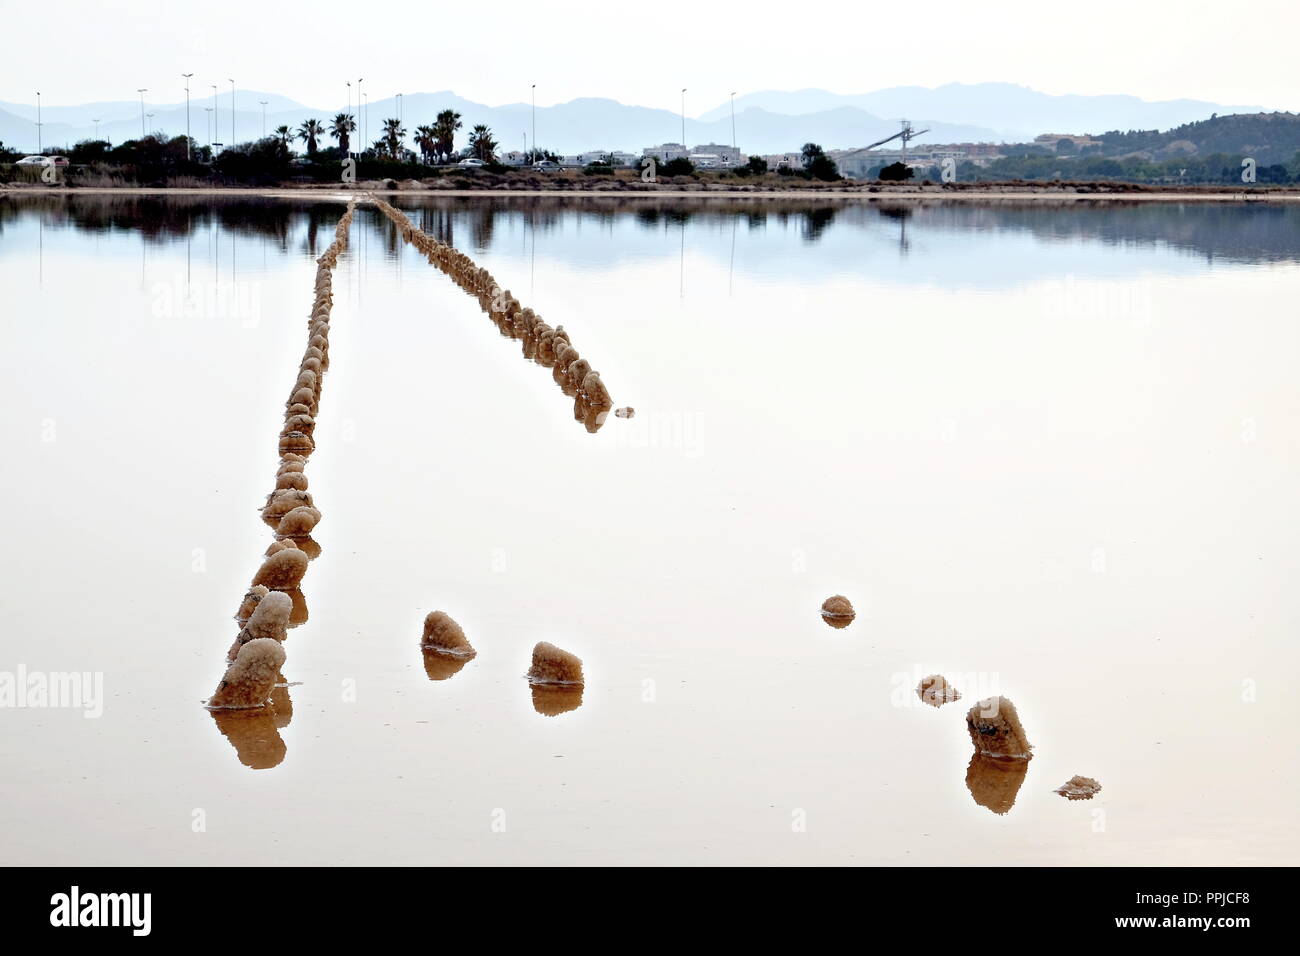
5, 184, 1299, 202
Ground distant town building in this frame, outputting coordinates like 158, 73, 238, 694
642, 142, 690, 163
1034, 133, 1103, 152
572, 150, 637, 166
689, 143, 743, 166
640, 143, 744, 166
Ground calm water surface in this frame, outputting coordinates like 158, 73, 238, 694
1, 194, 1296, 864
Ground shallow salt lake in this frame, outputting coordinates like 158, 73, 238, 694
1, 194, 1296, 865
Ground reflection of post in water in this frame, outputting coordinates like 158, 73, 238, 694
965, 753, 1029, 815
531, 684, 583, 717
877, 204, 912, 255
210, 684, 292, 770
728, 215, 737, 296
422, 648, 473, 681
679, 217, 685, 302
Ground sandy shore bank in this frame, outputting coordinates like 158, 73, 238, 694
5, 185, 1298, 202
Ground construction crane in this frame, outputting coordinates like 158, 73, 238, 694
863, 119, 930, 165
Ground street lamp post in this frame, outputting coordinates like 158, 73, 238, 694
362, 93, 368, 151
259, 100, 268, 138
137, 88, 147, 138
531, 84, 536, 161
680, 88, 687, 152
204, 108, 213, 152
730, 91, 737, 151
357, 78, 364, 148
228, 79, 235, 145
183, 73, 193, 160
92, 118, 101, 140
36, 91, 42, 153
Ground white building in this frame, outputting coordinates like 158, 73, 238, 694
690, 143, 743, 166
642, 142, 690, 163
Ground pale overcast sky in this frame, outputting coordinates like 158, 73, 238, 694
5, 0, 1298, 110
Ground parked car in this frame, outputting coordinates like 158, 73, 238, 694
16, 155, 70, 167
531, 160, 562, 172
457, 158, 486, 168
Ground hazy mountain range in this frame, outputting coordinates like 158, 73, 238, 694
0, 83, 1273, 156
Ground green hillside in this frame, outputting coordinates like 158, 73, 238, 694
1095, 112, 1300, 165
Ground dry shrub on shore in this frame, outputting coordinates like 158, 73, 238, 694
69, 169, 137, 188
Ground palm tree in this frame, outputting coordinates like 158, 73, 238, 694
468, 124, 497, 162
330, 113, 356, 154
414, 124, 436, 164
382, 118, 406, 160
273, 125, 293, 148
433, 109, 462, 163
298, 118, 326, 156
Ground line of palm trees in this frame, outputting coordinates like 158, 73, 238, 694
265, 110, 498, 163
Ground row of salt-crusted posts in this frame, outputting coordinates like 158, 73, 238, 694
207, 200, 357, 711
368, 195, 615, 433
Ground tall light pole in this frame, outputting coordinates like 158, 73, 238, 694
357, 78, 364, 148
228, 79, 235, 145
259, 100, 268, 138
147, 112, 156, 133
730, 91, 737, 151
531, 84, 536, 160
182, 73, 193, 159
397, 92, 404, 154
362, 92, 368, 151
92, 118, 101, 140
137, 88, 147, 138
680, 88, 687, 151
204, 107, 213, 151
35, 91, 42, 152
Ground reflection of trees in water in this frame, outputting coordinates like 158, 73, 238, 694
881, 200, 1300, 264
379, 211, 402, 257
468, 205, 495, 250
0, 193, 309, 247
876, 204, 912, 221
801, 206, 837, 241
418, 205, 455, 246
7, 193, 1300, 263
